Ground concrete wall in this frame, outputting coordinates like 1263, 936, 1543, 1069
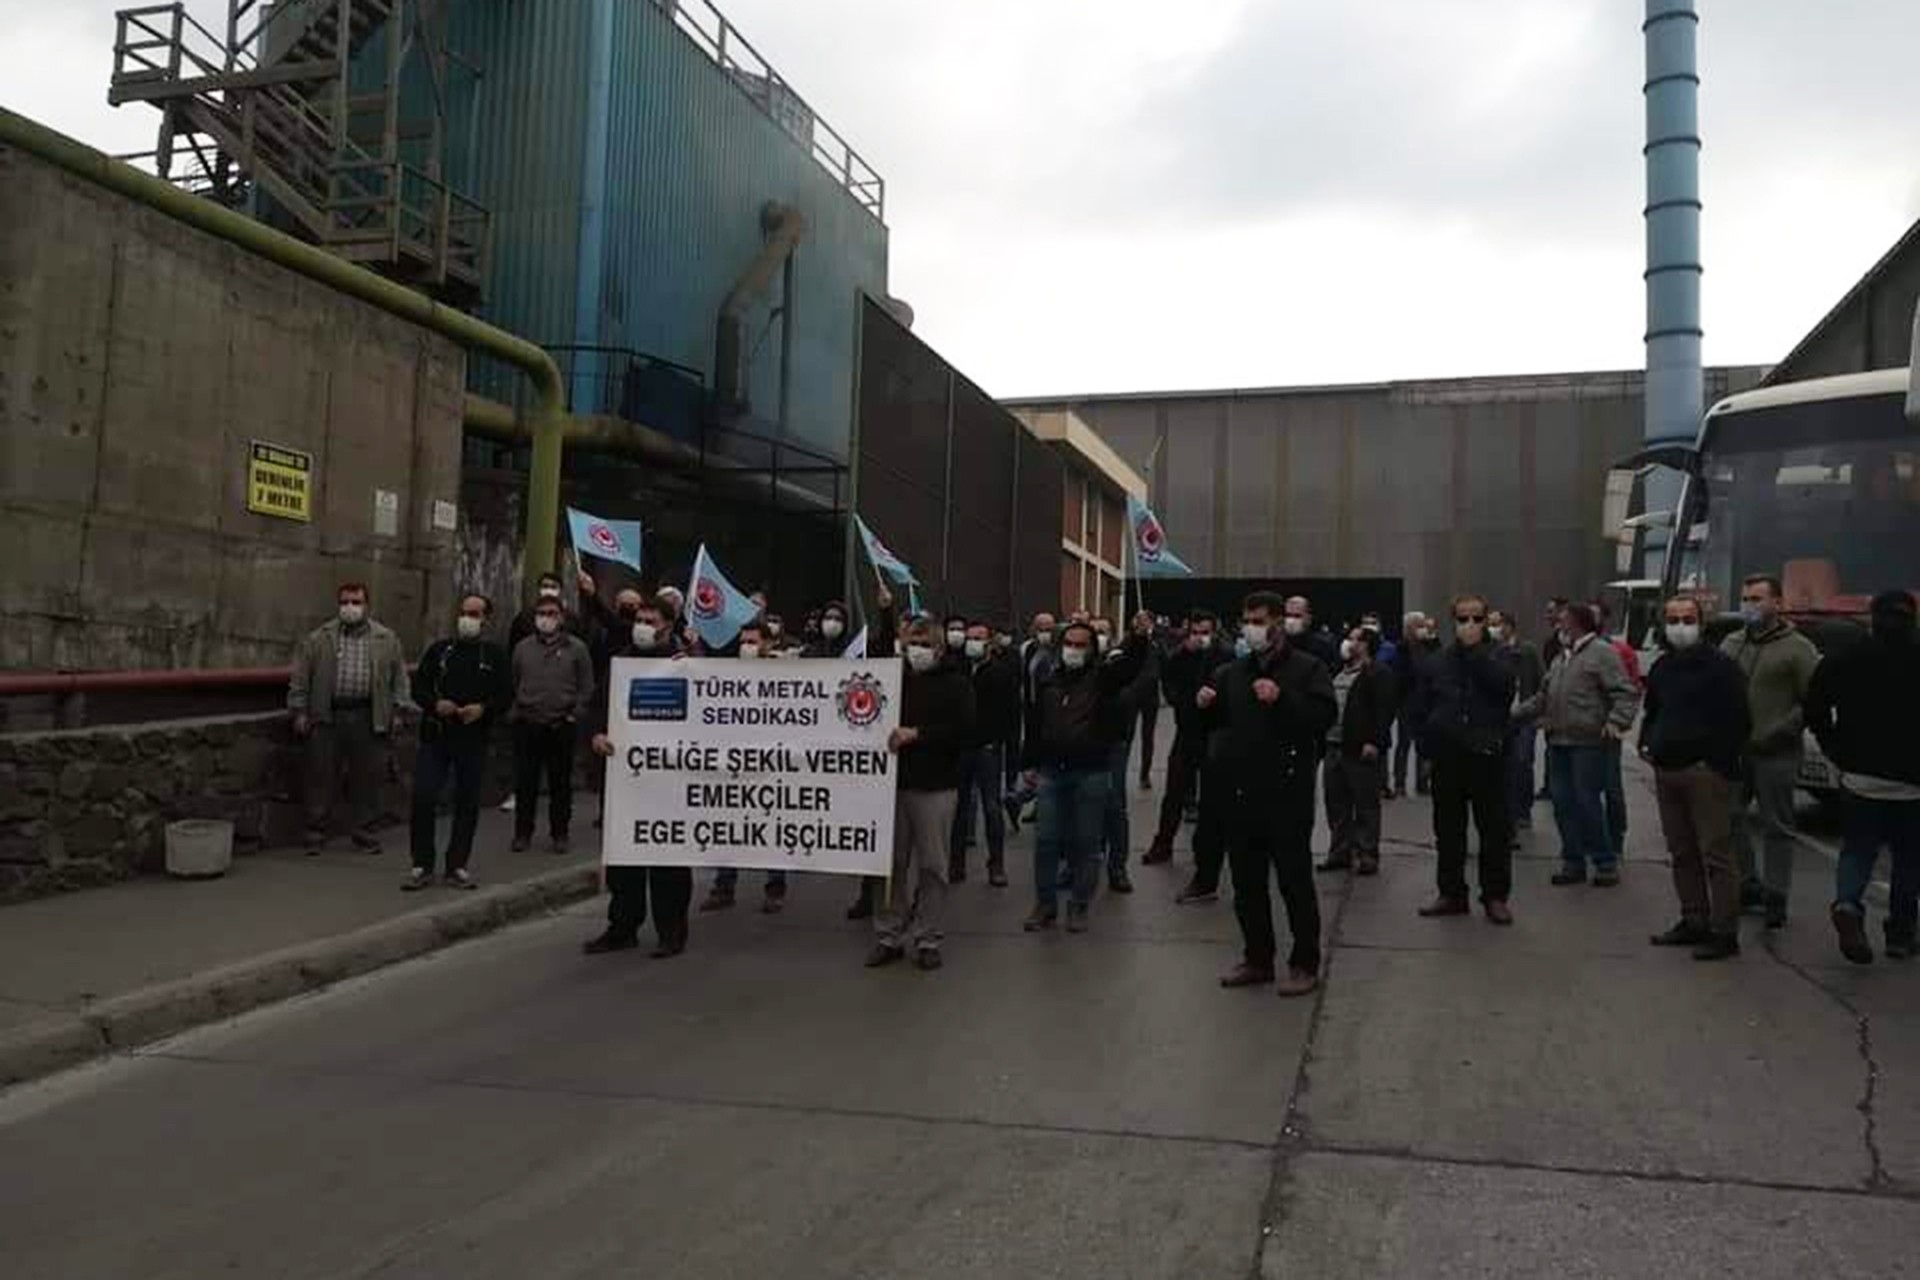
1009, 368, 1765, 622
0, 142, 468, 675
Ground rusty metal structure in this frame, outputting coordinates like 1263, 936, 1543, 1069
108, 0, 489, 303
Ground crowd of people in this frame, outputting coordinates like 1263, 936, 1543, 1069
287, 568, 1920, 986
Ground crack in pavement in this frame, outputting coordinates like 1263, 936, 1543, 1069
1756, 933, 1891, 1192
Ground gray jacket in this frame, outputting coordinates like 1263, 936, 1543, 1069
288, 618, 409, 733
1542, 634, 1640, 746
510, 632, 596, 725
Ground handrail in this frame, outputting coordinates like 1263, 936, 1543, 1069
0, 106, 570, 582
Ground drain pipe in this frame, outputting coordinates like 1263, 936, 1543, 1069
1642, 0, 1703, 568
0, 106, 571, 586
714, 203, 808, 417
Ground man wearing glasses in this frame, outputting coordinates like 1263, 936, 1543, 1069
1411, 595, 1519, 924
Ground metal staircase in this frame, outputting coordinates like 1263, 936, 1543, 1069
109, 1, 488, 304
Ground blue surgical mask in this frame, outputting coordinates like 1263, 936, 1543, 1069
1740, 604, 1767, 629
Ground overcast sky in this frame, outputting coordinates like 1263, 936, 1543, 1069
8, 0, 1919, 399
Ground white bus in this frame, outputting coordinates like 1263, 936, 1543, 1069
1621, 366, 1920, 797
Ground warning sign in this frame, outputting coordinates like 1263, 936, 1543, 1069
246, 440, 313, 523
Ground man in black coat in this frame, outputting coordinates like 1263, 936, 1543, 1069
950, 619, 1019, 887
1146, 609, 1227, 865
1202, 591, 1338, 997
407, 593, 512, 891
1413, 593, 1518, 924
584, 596, 693, 959
1641, 593, 1752, 960
1806, 589, 1920, 963
1317, 626, 1396, 877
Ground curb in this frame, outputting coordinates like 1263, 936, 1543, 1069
0, 864, 599, 1090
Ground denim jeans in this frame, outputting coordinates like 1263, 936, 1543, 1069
1835, 793, 1920, 941
1548, 743, 1615, 874
951, 744, 1007, 865
1602, 741, 1628, 858
1034, 765, 1111, 911
1504, 725, 1537, 827
1103, 739, 1132, 876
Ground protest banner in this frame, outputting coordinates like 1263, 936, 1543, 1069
602, 657, 902, 875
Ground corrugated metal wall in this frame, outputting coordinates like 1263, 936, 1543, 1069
447, 0, 888, 459
1011, 368, 1766, 624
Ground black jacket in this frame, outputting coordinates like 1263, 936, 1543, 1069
1392, 638, 1443, 720
411, 637, 512, 742
1413, 641, 1515, 757
1113, 643, 1161, 743
965, 653, 1020, 746
1160, 638, 1232, 735
588, 638, 680, 737
896, 661, 978, 792
1332, 662, 1396, 759
1201, 644, 1337, 784
1641, 645, 1751, 778
1806, 635, 1920, 786
1023, 634, 1149, 770
1290, 627, 1341, 672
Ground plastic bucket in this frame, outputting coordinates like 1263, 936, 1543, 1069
165, 819, 234, 879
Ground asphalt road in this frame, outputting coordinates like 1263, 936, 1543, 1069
3, 754, 1915, 1279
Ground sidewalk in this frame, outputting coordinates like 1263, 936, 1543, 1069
0, 808, 599, 1084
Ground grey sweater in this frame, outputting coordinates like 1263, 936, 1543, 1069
510, 632, 595, 725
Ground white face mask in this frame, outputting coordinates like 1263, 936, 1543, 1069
455, 615, 483, 641
338, 603, 366, 626
1283, 616, 1307, 636
1095, 632, 1111, 652
1061, 644, 1090, 670
1488, 625, 1507, 643
1187, 632, 1211, 651
821, 618, 845, 640
767, 622, 783, 637
740, 642, 762, 660
1242, 622, 1270, 651
535, 615, 560, 636
964, 638, 987, 659
1340, 639, 1360, 663
632, 622, 658, 649
946, 629, 966, 648
906, 644, 938, 673
1665, 622, 1701, 650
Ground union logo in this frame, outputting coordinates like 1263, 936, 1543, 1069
587, 522, 621, 554
1136, 516, 1165, 561
836, 671, 888, 729
692, 577, 723, 620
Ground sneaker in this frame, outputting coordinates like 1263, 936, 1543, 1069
864, 943, 906, 968
1108, 869, 1135, 894
350, 832, 382, 854
1550, 868, 1588, 887
1315, 857, 1352, 874
1065, 903, 1090, 933
1275, 969, 1320, 998
1142, 839, 1174, 866
550, 834, 570, 856
499, 796, 517, 813
987, 862, 1009, 888
760, 893, 786, 915
1176, 883, 1219, 905
510, 835, 532, 853
1592, 869, 1621, 888
1484, 900, 1514, 926
699, 889, 736, 913
446, 869, 477, 891
914, 949, 944, 971
1023, 905, 1058, 932
402, 867, 432, 892
650, 936, 687, 960
583, 930, 638, 955
1832, 904, 1875, 965
1692, 933, 1740, 961
1650, 920, 1711, 948
1219, 963, 1275, 989
1417, 897, 1470, 918
1764, 894, 1788, 930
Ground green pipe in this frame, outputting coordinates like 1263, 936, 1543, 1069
0, 105, 569, 584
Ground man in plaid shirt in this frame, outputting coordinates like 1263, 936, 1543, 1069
289, 583, 410, 852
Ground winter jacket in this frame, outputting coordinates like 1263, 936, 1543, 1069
1721, 621, 1821, 758
1640, 645, 1751, 778
1331, 662, 1396, 759
1201, 644, 1337, 785
1805, 633, 1920, 787
965, 652, 1021, 747
1113, 643, 1161, 744
1414, 641, 1516, 758
1160, 638, 1232, 735
288, 617, 409, 733
510, 632, 596, 726
411, 637, 512, 743
894, 661, 978, 792
1542, 634, 1640, 746
1391, 639, 1444, 724
1499, 639, 1547, 723
1023, 634, 1149, 771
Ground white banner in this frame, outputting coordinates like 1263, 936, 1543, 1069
603, 657, 902, 874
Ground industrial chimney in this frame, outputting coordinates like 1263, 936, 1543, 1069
1641, 0, 1702, 561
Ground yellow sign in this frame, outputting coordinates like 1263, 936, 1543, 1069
246, 440, 313, 522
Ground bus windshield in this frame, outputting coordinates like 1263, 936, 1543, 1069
1679, 389, 1920, 620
